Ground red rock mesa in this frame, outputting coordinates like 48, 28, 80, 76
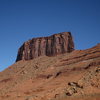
16, 32, 74, 61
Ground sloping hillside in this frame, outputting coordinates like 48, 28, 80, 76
0, 44, 100, 100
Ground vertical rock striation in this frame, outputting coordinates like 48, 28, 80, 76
16, 32, 74, 62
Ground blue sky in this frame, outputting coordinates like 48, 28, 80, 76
0, 0, 100, 71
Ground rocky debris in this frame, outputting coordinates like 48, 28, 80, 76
65, 82, 83, 96
0, 78, 12, 83
96, 67, 100, 72
66, 88, 77, 96
55, 71, 62, 78
46, 74, 53, 79
16, 32, 74, 62
68, 82, 83, 88
25, 96, 34, 100
20, 70, 27, 75
54, 94, 60, 98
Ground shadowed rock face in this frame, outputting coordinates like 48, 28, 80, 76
16, 32, 74, 62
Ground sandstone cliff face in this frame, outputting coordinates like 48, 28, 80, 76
16, 32, 74, 62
